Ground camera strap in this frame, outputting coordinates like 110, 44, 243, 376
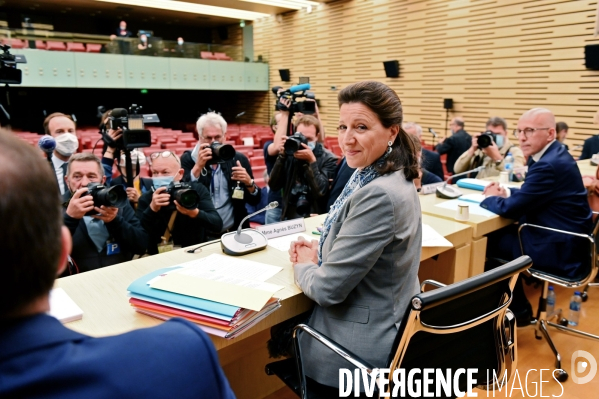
162, 211, 178, 243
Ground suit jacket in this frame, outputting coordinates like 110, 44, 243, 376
326, 158, 356, 212
421, 148, 444, 179
294, 170, 422, 387
453, 138, 525, 179
181, 151, 261, 230
579, 135, 599, 160
136, 181, 223, 254
435, 129, 471, 173
481, 141, 592, 278
0, 314, 235, 399
62, 192, 149, 273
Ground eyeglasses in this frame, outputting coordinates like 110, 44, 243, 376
149, 151, 180, 163
513, 127, 550, 139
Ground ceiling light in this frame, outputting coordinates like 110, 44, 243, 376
239, 0, 319, 10
240, 20, 246, 27
93, 0, 269, 20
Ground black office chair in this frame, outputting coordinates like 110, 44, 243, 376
265, 256, 532, 399
518, 217, 599, 382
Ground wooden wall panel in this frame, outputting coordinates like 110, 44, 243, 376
254, 0, 599, 155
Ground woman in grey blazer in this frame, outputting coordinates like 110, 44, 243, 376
289, 81, 422, 390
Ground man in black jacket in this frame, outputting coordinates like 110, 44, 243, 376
137, 151, 222, 254
62, 153, 148, 273
181, 112, 261, 237
403, 121, 445, 180
435, 117, 471, 174
270, 115, 338, 220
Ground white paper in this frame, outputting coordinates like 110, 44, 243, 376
422, 224, 453, 248
435, 199, 498, 217
268, 233, 317, 251
48, 288, 83, 323
167, 253, 282, 282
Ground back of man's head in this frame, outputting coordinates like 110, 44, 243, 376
0, 130, 63, 318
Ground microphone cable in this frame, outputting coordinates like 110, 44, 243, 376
186, 238, 220, 253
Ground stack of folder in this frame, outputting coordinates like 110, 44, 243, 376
127, 266, 281, 339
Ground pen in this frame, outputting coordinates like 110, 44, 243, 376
312, 231, 321, 235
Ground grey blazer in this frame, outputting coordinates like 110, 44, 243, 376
294, 169, 422, 387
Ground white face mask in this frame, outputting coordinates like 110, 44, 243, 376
55, 133, 79, 157
178, 40, 183, 45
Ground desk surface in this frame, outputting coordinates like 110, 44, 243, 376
55, 213, 471, 347
577, 159, 597, 176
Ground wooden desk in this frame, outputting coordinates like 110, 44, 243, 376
419, 188, 514, 278
55, 213, 471, 399
577, 159, 597, 176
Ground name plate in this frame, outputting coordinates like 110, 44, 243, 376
255, 218, 306, 239
420, 182, 445, 195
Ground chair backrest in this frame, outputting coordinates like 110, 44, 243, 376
385, 256, 531, 396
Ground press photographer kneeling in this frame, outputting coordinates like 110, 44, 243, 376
137, 151, 222, 254
269, 115, 337, 220
63, 153, 149, 273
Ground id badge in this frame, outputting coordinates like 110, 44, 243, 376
232, 181, 244, 200
158, 241, 174, 253
107, 242, 121, 256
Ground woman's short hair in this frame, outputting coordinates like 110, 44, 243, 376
337, 81, 419, 180
196, 112, 227, 138
556, 121, 569, 133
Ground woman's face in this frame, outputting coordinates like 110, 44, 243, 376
337, 102, 398, 169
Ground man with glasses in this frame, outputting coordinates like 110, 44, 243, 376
63, 153, 148, 274
181, 112, 261, 238
480, 108, 592, 325
136, 151, 222, 254
435, 116, 471, 174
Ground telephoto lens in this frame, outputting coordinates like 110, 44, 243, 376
284, 132, 308, 156
476, 131, 495, 149
84, 183, 128, 215
166, 182, 200, 210
208, 142, 236, 164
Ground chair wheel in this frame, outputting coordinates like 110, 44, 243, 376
559, 318, 569, 327
581, 292, 588, 302
554, 369, 568, 382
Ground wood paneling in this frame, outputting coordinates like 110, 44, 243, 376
254, 0, 599, 156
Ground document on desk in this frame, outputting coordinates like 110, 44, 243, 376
48, 288, 83, 323
164, 254, 282, 282
422, 224, 453, 248
435, 199, 497, 217
268, 233, 316, 251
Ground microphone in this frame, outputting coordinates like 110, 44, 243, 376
111, 108, 128, 117
428, 128, 438, 138
235, 111, 246, 118
436, 166, 484, 199
289, 83, 311, 94
221, 201, 278, 256
38, 135, 56, 156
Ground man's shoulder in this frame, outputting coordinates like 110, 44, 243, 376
422, 148, 440, 159
585, 135, 599, 143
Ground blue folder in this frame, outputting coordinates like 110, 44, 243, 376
456, 178, 489, 191
127, 267, 240, 318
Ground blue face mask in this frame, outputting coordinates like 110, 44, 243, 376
495, 134, 504, 148
307, 141, 316, 150
152, 176, 174, 189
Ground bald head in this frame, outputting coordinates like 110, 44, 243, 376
150, 153, 183, 181
517, 108, 556, 158
520, 108, 556, 129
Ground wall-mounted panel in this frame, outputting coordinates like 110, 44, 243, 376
169, 58, 211, 90
210, 61, 245, 91
244, 63, 269, 91
124, 56, 170, 89
74, 53, 125, 88
19, 49, 76, 87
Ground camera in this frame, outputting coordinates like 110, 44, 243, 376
83, 182, 128, 215
104, 105, 160, 150
272, 83, 317, 115
477, 131, 497, 149
0, 45, 26, 85
206, 141, 236, 165
284, 132, 308, 156
290, 183, 311, 216
166, 182, 200, 210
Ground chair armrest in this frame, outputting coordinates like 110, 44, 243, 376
420, 279, 446, 293
292, 323, 376, 399
518, 223, 592, 241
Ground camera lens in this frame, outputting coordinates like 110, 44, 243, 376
210, 143, 236, 163
174, 188, 200, 209
477, 134, 492, 148
97, 185, 127, 207
284, 138, 301, 154
296, 195, 311, 216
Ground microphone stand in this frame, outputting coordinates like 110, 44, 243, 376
234, 201, 279, 243
436, 166, 484, 199
220, 201, 279, 256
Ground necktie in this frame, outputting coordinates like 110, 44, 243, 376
527, 157, 536, 167
83, 216, 110, 252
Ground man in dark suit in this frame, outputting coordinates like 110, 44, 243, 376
435, 117, 471, 174
181, 112, 261, 238
403, 121, 444, 179
579, 135, 599, 160
481, 108, 592, 323
0, 130, 235, 399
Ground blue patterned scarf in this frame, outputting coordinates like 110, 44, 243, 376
317, 164, 380, 265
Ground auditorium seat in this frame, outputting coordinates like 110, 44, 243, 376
252, 165, 266, 179
249, 156, 265, 167
2, 38, 27, 49
213, 52, 233, 61
66, 42, 86, 52
35, 40, 47, 50
200, 51, 217, 60
86, 44, 102, 53
46, 41, 67, 51
179, 136, 197, 147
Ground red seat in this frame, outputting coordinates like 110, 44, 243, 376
213, 52, 232, 61
2, 39, 27, 49
35, 40, 47, 50
200, 51, 217, 60
249, 156, 265, 167
252, 165, 266, 179
236, 149, 254, 159
67, 42, 86, 52
179, 136, 197, 147
86, 44, 102, 53
254, 178, 266, 188
46, 41, 67, 51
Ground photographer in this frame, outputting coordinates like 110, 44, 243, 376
269, 114, 337, 220
454, 116, 525, 179
181, 112, 261, 237
136, 151, 222, 254
63, 153, 148, 273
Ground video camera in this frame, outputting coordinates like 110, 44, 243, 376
0, 45, 26, 85
104, 105, 160, 150
284, 132, 308, 156
206, 141, 236, 165
477, 131, 498, 149
83, 182, 128, 215
272, 83, 317, 115
166, 181, 200, 210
